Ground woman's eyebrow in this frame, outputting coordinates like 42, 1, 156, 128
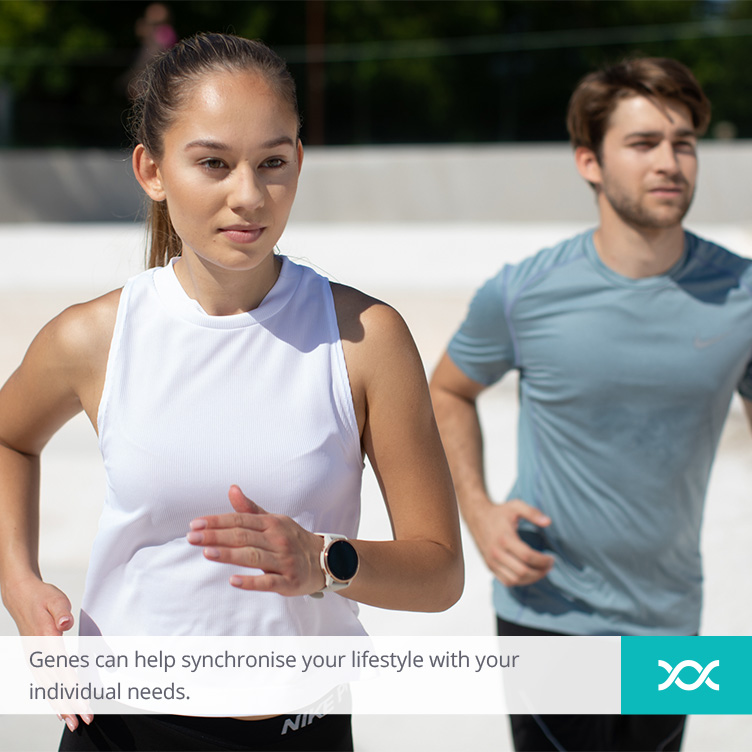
261, 136, 297, 149
184, 138, 230, 151
184, 136, 296, 151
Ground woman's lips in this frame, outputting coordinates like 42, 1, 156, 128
219, 226, 265, 243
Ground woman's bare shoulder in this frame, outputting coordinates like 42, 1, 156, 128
24, 289, 123, 381
43, 288, 123, 361
0, 289, 124, 451
330, 281, 424, 402
330, 282, 412, 347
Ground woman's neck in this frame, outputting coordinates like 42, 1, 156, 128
172, 253, 282, 315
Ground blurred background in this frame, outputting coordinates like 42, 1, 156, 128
1, 1, 751, 750
2, 0, 752, 149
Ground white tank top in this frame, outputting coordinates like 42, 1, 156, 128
80, 256, 366, 637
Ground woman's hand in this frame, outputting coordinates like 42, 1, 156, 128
2, 577, 93, 731
187, 485, 326, 596
2, 576, 74, 638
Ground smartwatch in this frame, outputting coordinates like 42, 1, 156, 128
310, 534, 359, 598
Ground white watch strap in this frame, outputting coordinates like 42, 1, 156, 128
310, 533, 348, 599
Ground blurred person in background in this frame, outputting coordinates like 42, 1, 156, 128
431, 57, 752, 752
122, 2, 178, 99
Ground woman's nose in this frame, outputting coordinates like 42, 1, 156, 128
229, 165, 264, 212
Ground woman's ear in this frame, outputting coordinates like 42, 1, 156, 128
296, 139, 304, 175
132, 144, 166, 201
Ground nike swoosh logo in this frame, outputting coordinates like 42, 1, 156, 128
693, 332, 732, 349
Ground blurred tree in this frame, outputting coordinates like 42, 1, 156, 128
0, 0, 750, 147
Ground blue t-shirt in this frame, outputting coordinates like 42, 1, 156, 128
448, 230, 752, 636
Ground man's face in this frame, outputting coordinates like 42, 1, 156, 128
592, 95, 698, 230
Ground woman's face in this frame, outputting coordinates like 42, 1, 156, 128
143, 69, 302, 276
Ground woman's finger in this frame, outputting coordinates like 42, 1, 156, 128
202, 543, 275, 571
190, 511, 268, 532
186, 527, 268, 550
227, 485, 267, 514
228, 573, 299, 594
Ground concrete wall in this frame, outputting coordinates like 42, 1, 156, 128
0, 149, 142, 223
1, 142, 750, 225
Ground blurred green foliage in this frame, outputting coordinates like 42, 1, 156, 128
0, 0, 750, 147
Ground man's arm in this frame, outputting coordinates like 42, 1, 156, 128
744, 398, 752, 433
429, 353, 554, 587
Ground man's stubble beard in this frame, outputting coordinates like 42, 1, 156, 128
600, 176, 694, 230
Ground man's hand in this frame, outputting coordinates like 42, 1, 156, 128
469, 499, 554, 587
187, 486, 326, 596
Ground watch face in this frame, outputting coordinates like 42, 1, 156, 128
327, 539, 359, 582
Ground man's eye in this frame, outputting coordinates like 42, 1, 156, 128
675, 141, 696, 153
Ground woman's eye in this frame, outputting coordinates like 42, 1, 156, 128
199, 158, 227, 170
262, 157, 286, 169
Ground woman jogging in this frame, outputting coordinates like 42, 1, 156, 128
0, 32, 463, 751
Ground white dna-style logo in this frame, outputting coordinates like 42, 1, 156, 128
658, 659, 719, 691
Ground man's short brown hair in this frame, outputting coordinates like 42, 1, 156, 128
566, 57, 711, 156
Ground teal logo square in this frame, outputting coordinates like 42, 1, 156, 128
621, 637, 752, 715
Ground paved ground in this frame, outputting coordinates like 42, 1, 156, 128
0, 223, 750, 750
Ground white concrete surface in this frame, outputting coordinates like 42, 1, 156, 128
0, 222, 750, 750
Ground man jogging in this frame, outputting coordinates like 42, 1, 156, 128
430, 57, 752, 751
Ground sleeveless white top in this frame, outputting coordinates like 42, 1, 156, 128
80, 256, 365, 637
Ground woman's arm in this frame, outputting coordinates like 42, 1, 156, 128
0, 292, 118, 636
188, 285, 464, 612
332, 285, 464, 611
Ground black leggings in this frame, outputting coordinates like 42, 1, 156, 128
498, 617, 686, 752
59, 713, 353, 752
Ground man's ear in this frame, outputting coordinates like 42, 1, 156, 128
574, 146, 602, 190
132, 144, 166, 201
